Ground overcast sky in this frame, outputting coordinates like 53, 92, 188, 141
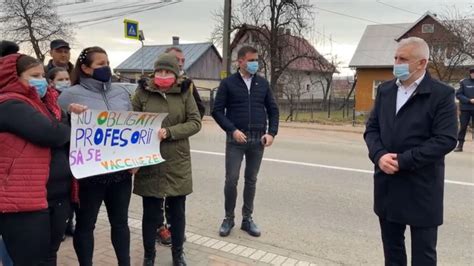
58, 0, 473, 75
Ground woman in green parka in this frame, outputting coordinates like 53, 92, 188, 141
132, 53, 201, 266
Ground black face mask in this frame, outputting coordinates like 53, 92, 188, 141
92, 66, 112, 82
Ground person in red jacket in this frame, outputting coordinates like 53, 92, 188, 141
0, 53, 86, 266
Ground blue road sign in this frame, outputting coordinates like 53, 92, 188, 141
124, 19, 139, 40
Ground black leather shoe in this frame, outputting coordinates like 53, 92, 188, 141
172, 248, 187, 266
143, 257, 154, 266
219, 218, 235, 237
454, 146, 463, 152
241, 218, 261, 237
454, 142, 464, 152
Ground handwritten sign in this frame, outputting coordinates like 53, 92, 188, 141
70, 110, 168, 179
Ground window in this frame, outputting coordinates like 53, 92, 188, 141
372, 80, 385, 100
422, 24, 435, 33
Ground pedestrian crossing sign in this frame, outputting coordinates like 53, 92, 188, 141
124, 19, 139, 40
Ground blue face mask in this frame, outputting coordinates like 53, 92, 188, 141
55, 81, 71, 92
92, 66, 112, 82
29, 78, 48, 98
246, 61, 259, 75
393, 64, 411, 81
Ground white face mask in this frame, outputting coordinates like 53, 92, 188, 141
55, 80, 71, 92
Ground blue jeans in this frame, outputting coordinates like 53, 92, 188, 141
224, 132, 265, 219
0, 237, 13, 266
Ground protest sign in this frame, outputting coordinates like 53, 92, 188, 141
70, 110, 167, 179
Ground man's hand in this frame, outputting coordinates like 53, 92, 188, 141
158, 128, 168, 141
470, 99, 474, 104
378, 153, 399, 175
232, 130, 247, 143
261, 134, 274, 147
68, 103, 88, 114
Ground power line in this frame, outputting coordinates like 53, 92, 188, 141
375, 0, 422, 16
60, 1, 110, 12
55, 0, 92, 6
76, 2, 169, 25
313, 6, 407, 29
63, 2, 159, 17
76, 0, 181, 28
314, 6, 384, 24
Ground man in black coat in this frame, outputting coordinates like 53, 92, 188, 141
45, 39, 74, 74
364, 37, 457, 265
166, 47, 206, 118
454, 67, 474, 152
212, 46, 279, 238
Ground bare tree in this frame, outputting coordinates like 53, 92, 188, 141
211, 0, 335, 95
426, 8, 473, 82
0, 0, 74, 62
307, 54, 340, 109
280, 70, 309, 121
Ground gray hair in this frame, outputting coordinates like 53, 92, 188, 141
397, 37, 430, 60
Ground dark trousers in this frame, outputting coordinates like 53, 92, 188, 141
0, 236, 13, 266
0, 210, 50, 266
40, 198, 72, 266
73, 177, 132, 266
379, 218, 438, 266
142, 196, 186, 258
458, 110, 474, 142
224, 133, 265, 219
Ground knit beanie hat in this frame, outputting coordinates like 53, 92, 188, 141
154, 53, 179, 77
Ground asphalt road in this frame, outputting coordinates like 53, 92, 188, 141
129, 121, 474, 265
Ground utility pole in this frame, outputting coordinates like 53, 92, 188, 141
222, 0, 232, 78
139, 30, 145, 75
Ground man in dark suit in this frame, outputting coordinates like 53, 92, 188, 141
364, 37, 458, 265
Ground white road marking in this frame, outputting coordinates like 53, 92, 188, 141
191, 150, 474, 187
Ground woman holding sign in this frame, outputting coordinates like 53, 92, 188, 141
0, 54, 86, 266
58, 47, 134, 266
132, 53, 201, 266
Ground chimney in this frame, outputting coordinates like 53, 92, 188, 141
172, 36, 180, 45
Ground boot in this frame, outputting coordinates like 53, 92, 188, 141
172, 247, 187, 266
143, 256, 155, 266
143, 251, 155, 266
454, 141, 464, 152
241, 217, 261, 237
219, 218, 234, 237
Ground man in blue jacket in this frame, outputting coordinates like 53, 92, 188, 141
364, 37, 457, 265
454, 67, 474, 152
212, 46, 279, 237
